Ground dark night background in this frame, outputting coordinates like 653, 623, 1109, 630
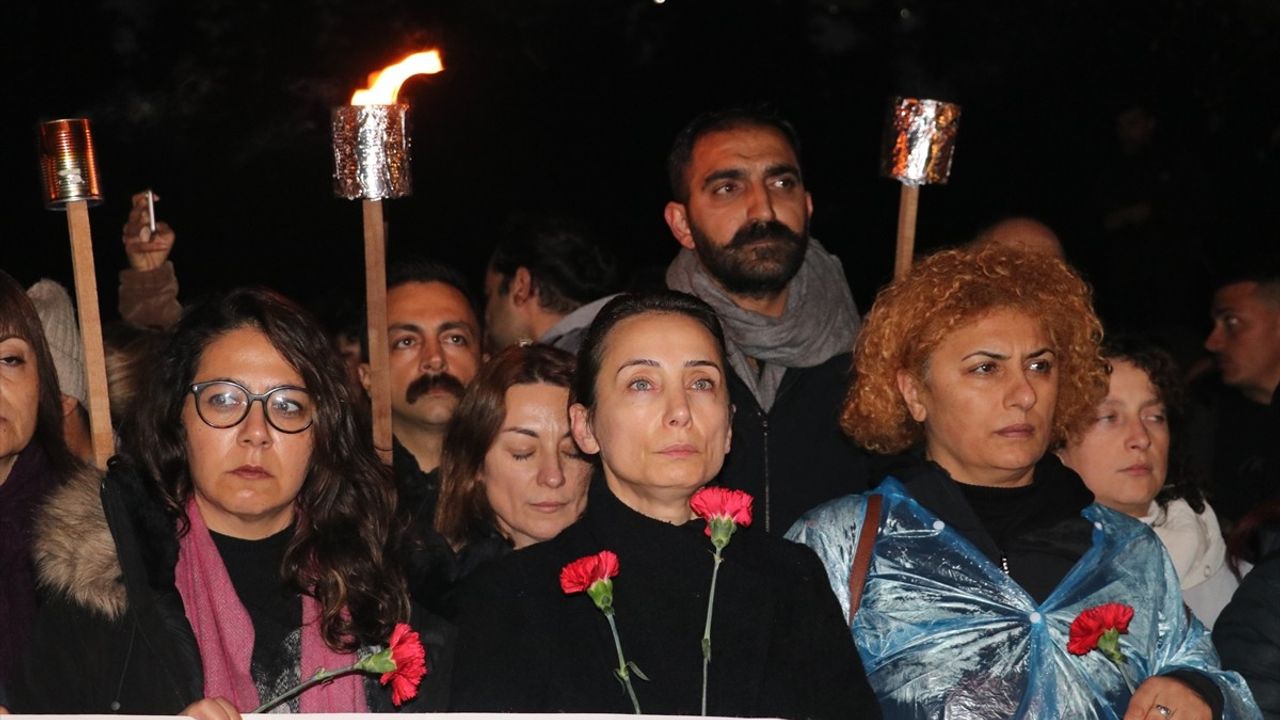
4, 0, 1279, 363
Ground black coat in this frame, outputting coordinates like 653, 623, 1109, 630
1215, 554, 1280, 719
449, 476, 881, 718
1186, 377, 1280, 527
719, 351, 872, 534
9, 461, 453, 714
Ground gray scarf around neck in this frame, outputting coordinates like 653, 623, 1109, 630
666, 237, 860, 411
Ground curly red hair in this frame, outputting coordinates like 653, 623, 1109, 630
844, 244, 1107, 454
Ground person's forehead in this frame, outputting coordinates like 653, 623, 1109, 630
1213, 281, 1277, 314
690, 126, 797, 175
197, 327, 303, 385
1107, 360, 1159, 399
922, 313, 1046, 368
387, 281, 477, 328
0, 333, 33, 348
604, 312, 720, 364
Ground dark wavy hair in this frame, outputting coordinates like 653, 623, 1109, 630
572, 291, 728, 412
1098, 335, 1205, 513
118, 287, 407, 650
0, 270, 82, 480
434, 344, 577, 547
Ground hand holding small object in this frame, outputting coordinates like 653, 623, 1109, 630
122, 189, 175, 271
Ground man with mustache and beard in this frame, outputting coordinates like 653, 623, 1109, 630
359, 261, 482, 603
663, 108, 870, 534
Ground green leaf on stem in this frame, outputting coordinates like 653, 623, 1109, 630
355, 646, 396, 674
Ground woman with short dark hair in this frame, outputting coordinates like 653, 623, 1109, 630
449, 291, 880, 718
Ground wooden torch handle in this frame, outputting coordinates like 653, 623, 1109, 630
893, 184, 921, 281
66, 200, 114, 470
362, 198, 394, 465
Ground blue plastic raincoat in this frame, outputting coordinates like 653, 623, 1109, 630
787, 478, 1260, 719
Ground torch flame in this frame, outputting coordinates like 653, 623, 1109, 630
351, 50, 444, 106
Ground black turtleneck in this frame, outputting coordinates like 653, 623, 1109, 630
884, 453, 1094, 604
449, 474, 881, 719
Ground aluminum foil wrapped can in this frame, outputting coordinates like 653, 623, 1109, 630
332, 104, 412, 199
38, 118, 103, 209
881, 97, 962, 186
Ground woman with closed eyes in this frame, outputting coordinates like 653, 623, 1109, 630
418, 344, 591, 609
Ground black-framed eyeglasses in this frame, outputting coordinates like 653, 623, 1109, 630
189, 380, 315, 434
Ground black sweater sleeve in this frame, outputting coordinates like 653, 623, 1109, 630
9, 594, 195, 714
448, 562, 549, 712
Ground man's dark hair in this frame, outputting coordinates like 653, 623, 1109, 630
667, 107, 803, 203
1215, 252, 1280, 305
387, 258, 476, 305
489, 215, 618, 315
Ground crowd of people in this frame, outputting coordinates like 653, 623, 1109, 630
2, 107, 1279, 719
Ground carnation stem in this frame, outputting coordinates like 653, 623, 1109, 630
249, 664, 359, 714
700, 546, 724, 716
1116, 658, 1136, 695
604, 610, 643, 715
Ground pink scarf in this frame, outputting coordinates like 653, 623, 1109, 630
174, 500, 369, 713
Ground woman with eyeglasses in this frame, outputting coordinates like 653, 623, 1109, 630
9, 288, 451, 717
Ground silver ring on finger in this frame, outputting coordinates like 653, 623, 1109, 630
1154, 704, 1174, 718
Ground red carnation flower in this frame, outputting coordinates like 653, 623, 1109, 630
691, 487, 754, 532
251, 621, 429, 712
380, 622, 428, 706
560, 550, 621, 594
558, 550, 643, 713
1067, 603, 1134, 663
691, 487, 753, 549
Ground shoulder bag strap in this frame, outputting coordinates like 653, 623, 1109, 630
847, 493, 883, 624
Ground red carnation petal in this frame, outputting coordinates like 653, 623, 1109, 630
560, 551, 621, 594
1067, 603, 1135, 656
690, 487, 755, 529
380, 623, 428, 706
